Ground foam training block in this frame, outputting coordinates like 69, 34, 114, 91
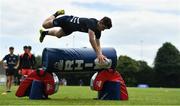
91, 69, 129, 100
98, 81, 120, 100
42, 48, 117, 72
118, 73, 129, 100
29, 80, 47, 99
16, 70, 57, 97
16, 78, 33, 97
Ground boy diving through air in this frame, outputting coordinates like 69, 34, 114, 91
39, 9, 112, 64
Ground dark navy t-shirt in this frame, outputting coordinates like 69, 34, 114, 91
3, 54, 18, 70
70, 16, 101, 39
54, 15, 101, 39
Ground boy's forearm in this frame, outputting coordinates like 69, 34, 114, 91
96, 39, 102, 55
3, 64, 8, 69
89, 39, 101, 56
88, 29, 101, 56
14, 60, 19, 69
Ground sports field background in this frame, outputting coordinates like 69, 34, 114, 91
0, 86, 180, 105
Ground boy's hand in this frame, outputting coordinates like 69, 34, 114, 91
14, 66, 18, 69
97, 54, 106, 64
18, 70, 22, 75
4, 66, 8, 69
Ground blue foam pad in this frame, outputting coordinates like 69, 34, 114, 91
42, 48, 117, 72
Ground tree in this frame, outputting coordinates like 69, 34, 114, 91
154, 42, 180, 87
116, 56, 154, 87
136, 61, 154, 86
116, 55, 140, 86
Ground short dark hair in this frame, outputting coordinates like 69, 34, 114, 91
23, 45, 28, 50
27, 46, 32, 50
9, 46, 14, 50
101, 17, 112, 29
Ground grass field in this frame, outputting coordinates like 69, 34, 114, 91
0, 85, 180, 105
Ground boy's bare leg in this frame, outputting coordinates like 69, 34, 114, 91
42, 15, 55, 29
42, 9, 65, 29
39, 9, 65, 42
6, 76, 13, 92
48, 28, 66, 38
7, 76, 13, 92
39, 28, 65, 42
6, 77, 9, 91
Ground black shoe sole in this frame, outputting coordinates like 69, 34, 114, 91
39, 30, 45, 43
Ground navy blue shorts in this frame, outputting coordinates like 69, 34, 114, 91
53, 15, 74, 35
6, 69, 15, 76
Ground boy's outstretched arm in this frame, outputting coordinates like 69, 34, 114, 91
88, 29, 106, 64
